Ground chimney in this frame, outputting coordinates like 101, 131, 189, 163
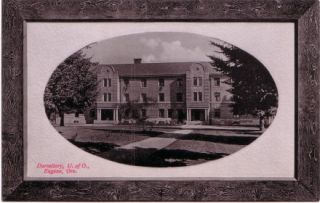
134, 58, 142, 64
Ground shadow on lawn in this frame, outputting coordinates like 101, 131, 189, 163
145, 149, 227, 167
180, 133, 257, 145
66, 127, 257, 167
68, 139, 227, 167
92, 128, 258, 145
68, 139, 119, 155
94, 128, 163, 137
104, 147, 227, 167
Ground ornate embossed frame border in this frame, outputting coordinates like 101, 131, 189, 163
2, 0, 319, 201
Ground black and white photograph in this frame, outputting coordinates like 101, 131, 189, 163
3, 0, 319, 201
44, 32, 278, 167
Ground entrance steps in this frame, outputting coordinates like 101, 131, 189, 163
186, 121, 204, 125
93, 120, 118, 125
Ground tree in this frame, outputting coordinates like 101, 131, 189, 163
208, 40, 278, 130
44, 50, 98, 126
118, 97, 156, 121
118, 97, 156, 130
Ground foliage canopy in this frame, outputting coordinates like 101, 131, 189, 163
208, 41, 278, 118
44, 51, 98, 125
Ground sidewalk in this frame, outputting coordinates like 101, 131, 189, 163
119, 137, 177, 150
83, 124, 260, 131
145, 124, 260, 131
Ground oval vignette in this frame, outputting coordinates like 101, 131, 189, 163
44, 32, 278, 167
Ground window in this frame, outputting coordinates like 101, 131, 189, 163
168, 109, 173, 118
141, 93, 147, 102
193, 92, 198, 101
141, 109, 146, 117
193, 77, 202, 86
159, 93, 165, 102
125, 109, 130, 117
214, 92, 221, 101
214, 108, 221, 118
141, 79, 147, 87
193, 92, 202, 102
159, 109, 165, 118
177, 78, 183, 87
159, 78, 165, 87
193, 77, 198, 86
176, 93, 183, 102
103, 78, 111, 87
177, 109, 184, 120
213, 77, 220, 86
198, 92, 203, 101
103, 93, 111, 102
124, 94, 129, 102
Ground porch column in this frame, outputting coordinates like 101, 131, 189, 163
187, 108, 191, 121
205, 109, 209, 121
97, 108, 101, 121
115, 109, 119, 123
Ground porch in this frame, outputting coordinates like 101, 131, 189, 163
94, 108, 119, 124
186, 108, 209, 124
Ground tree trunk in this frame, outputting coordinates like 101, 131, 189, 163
265, 115, 273, 127
59, 112, 64, 126
259, 116, 265, 131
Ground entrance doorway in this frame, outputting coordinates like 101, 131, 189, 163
101, 109, 114, 120
191, 109, 205, 121
177, 109, 185, 122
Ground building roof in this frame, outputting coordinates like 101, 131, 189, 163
96, 61, 220, 77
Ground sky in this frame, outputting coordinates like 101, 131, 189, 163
82, 32, 225, 64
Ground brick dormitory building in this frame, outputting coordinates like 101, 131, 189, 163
92, 58, 240, 125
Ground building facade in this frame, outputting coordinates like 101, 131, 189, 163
94, 59, 234, 124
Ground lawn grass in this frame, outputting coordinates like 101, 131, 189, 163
55, 125, 259, 167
